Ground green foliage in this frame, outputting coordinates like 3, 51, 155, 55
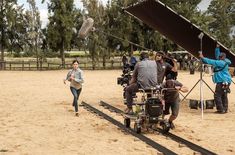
206, 0, 235, 48
1, 0, 234, 62
47, 0, 76, 67
65, 51, 88, 58
70, 9, 85, 50
82, 0, 108, 69
162, 0, 202, 19
43, 51, 60, 58
0, 0, 27, 61
22, 50, 34, 57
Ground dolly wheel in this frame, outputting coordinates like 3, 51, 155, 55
124, 118, 131, 128
161, 122, 170, 134
134, 123, 141, 134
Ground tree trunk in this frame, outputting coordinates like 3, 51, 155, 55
36, 39, 39, 70
0, 23, 4, 70
129, 44, 133, 57
102, 55, 106, 69
0, 44, 3, 70
0, 43, 3, 62
60, 39, 65, 68
92, 55, 95, 70
0, 1, 4, 63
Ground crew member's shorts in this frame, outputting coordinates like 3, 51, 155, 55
163, 102, 180, 117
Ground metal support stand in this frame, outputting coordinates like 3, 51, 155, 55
181, 32, 215, 119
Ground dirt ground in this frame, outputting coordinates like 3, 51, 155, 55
0, 70, 235, 155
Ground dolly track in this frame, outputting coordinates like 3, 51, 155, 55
81, 101, 177, 155
100, 100, 217, 155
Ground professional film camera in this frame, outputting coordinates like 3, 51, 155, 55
117, 64, 132, 87
117, 64, 134, 102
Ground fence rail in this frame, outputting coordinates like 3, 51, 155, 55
0, 60, 123, 71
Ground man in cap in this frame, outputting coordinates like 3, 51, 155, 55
199, 52, 232, 114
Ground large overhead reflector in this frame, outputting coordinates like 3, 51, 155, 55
125, 0, 235, 66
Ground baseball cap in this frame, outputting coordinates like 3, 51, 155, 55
219, 52, 226, 58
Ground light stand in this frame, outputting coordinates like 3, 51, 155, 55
181, 32, 215, 119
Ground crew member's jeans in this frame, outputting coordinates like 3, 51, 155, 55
214, 83, 229, 112
125, 83, 139, 108
70, 87, 82, 112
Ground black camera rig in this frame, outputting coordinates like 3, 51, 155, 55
117, 64, 133, 87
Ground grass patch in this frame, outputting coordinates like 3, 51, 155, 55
65, 51, 89, 57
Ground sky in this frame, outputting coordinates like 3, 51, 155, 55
18, 0, 212, 28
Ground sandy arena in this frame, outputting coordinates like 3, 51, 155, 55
0, 70, 235, 155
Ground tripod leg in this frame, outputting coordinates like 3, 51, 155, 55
181, 80, 200, 102
231, 79, 235, 85
202, 79, 215, 94
179, 92, 185, 98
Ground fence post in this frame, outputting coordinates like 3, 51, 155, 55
40, 60, 42, 71
0, 61, 3, 70
22, 61, 24, 71
111, 60, 114, 69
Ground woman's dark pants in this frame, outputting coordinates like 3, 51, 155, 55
70, 87, 82, 112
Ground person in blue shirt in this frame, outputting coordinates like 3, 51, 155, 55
129, 54, 137, 71
199, 52, 232, 114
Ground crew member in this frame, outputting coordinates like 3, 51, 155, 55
124, 52, 158, 114
155, 51, 178, 84
199, 52, 232, 113
163, 74, 188, 129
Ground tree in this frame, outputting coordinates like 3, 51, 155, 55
47, 0, 75, 67
41, 28, 48, 55
7, 4, 28, 55
82, 0, 107, 69
207, 0, 235, 48
159, 0, 204, 52
161, 0, 202, 19
106, 0, 135, 54
70, 8, 84, 50
0, 0, 17, 63
0, 0, 30, 68
26, 0, 42, 69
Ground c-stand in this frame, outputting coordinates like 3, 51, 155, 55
181, 32, 215, 119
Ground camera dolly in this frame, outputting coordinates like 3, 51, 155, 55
123, 86, 175, 134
